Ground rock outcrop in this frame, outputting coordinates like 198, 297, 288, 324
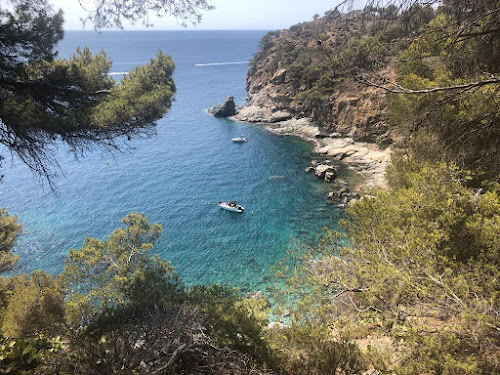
315, 137, 391, 188
231, 11, 404, 189
314, 164, 338, 182
261, 118, 391, 188
235, 78, 391, 142
208, 96, 238, 117
233, 11, 404, 141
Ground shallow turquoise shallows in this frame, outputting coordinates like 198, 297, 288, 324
1, 31, 342, 291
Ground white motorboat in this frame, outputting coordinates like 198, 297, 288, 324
218, 201, 245, 213
232, 137, 248, 143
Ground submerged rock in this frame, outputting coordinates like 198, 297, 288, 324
327, 185, 362, 207
269, 175, 287, 181
208, 96, 237, 117
338, 187, 350, 196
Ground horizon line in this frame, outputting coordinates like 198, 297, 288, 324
64, 28, 273, 32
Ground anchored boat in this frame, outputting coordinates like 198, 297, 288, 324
218, 201, 245, 213
232, 137, 248, 143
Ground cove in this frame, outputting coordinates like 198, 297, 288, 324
0, 30, 342, 291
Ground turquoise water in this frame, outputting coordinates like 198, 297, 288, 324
0, 31, 341, 291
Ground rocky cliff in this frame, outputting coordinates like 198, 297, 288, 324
236, 10, 405, 143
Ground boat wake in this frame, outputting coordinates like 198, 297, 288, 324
107, 72, 129, 76
194, 61, 249, 67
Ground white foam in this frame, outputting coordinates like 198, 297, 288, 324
194, 61, 249, 67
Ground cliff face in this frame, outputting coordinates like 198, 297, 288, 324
237, 11, 403, 142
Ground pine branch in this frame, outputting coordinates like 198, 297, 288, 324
356, 75, 500, 94
0, 77, 112, 97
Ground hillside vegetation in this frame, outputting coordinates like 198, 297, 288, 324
261, 0, 500, 373
240, 7, 427, 142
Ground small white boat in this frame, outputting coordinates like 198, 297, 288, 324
218, 201, 245, 213
232, 137, 248, 143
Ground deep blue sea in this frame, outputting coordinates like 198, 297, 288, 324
1, 31, 341, 291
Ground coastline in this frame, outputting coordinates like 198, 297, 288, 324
232, 114, 392, 191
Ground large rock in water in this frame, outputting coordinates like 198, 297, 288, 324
314, 164, 337, 180
208, 96, 237, 117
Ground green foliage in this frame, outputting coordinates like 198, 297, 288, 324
365, 4, 400, 19
390, 7, 500, 180
401, 4, 435, 32
281, 30, 385, 105
394, 328, 483, 375
330, 160, 499, 372
1, 3, 499, 373
0, 1, 177, 179
256, 30, 281, 55
0, 213, 277, 373
267, 323, 367, 375
272, 5, 500, 367
58, 215, 275, 373
271, 150, 500, 373
377, 23, 408, 42
0, 210, 21, 273
0, 1, 64, 70
188, 285, 272, 364
250, 9, 403, 129
91, 50, 176, 129
63, 212, 180, 326
0, 335, 65, 374
340, 35, 387, 72
1, 271, 64, 338
265, 238, 375, 375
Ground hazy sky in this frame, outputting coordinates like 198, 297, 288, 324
51, 0, 344, 30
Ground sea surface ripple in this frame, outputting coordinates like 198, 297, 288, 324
0, 31, 341, 291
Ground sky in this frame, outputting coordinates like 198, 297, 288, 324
50, 0, 345, 30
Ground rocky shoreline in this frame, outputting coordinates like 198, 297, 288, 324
207, 97, 391, 204
233, 114, 392, 192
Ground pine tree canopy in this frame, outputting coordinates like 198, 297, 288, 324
0, 0, 191, 179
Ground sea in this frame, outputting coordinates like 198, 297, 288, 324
0, 30, 342, 291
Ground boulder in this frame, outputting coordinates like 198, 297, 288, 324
271, 68, 287, 84
208, 96, 238, 117
335, 177, 347, 186
324, 171, 336, 183
338, 187, 350, 196
305, 166, 315, 173
314, 164, 337, 179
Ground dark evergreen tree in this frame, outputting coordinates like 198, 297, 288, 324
0, 0, 211, 180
